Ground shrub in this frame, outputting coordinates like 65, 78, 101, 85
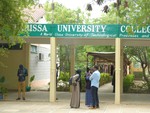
57, 80, 70, 91
123, 74, 134, 92
100, 73, 111, 86
57, 72, 112, 92
57, 71, 71, 91
133, 72, 143, 80
0, 76, 8, 96
58, 71, 70, 82
81, 73, 111, 91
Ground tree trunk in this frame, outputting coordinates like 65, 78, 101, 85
142, 66, 150, 92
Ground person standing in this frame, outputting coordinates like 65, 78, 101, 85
112, 67, 115, 93
56, 64, 59, 100
70, 69, 81, 108
85, 67, 92, 107
89, 65, 100, 109
16, 64, 28, 100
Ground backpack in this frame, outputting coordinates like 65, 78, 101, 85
18, 68, 28, 82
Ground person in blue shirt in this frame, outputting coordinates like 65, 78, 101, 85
16, 64, 28, 100
89, 65, 100, 109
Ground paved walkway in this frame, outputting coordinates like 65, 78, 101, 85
0, 83, 150, 113
0, 101, 150, 113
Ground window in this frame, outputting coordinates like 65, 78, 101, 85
31, 45, 38, 53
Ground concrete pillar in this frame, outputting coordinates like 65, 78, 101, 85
50, 38, 56, 102
70, 45, 75, 76
25, 43, 30, 85
115, 38, 123, 104
120, 47, 123, 94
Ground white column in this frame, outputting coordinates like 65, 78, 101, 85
50, 38, 56, 102
115, 38, 123, 104
120, 47, 123, 94
25, 43, 30, 86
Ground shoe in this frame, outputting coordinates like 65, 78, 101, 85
16, 98, 20, 100
96, 104, 99, 108
89, 107, 96, 109
23, 97, 25, 100
96, 105, 99, 108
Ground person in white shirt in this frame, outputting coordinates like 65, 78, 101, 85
89, 65, 100, 109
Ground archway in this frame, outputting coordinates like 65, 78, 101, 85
26, 24, 150, 104
1, 24, 149, 104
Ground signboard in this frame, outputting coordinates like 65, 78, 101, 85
26, 24, 150, 38
53, 24, 118, 38
27, 24, 53, 37
119, 25, 150, 38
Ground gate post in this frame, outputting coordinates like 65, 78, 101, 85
50, 38, 56, 102
115, 38, 123, 104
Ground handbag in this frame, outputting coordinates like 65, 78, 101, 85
69, 74, 80, 86
69, 77, 73, 85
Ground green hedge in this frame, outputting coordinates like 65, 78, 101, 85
123, 74, 134, 92
81, 73, 111, 92
57, 72, 70, 91
58, 72, 135, 93
100, 73, 111, 86
58, 71, 70, 82
57, 72, 111, 92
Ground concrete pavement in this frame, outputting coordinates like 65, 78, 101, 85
0, 83, 150, 113
0, 100, 150, 113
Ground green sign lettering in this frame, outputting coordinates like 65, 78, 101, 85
26, 24, 150, 38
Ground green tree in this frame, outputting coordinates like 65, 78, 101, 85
0, 0, 38, 43
124, 0, 150, 25
0, 0, 38, 67
125, 47, 150, 91
89, 0, 150, 25
44, 2, 85, 24
44, 2, 87, 74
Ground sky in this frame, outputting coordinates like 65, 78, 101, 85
39, 0, 92, 9
39, 0, 115, 18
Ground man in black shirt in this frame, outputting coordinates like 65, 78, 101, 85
16, 64, 28, 100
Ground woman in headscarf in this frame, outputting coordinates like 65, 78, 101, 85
70, 69, 82, 108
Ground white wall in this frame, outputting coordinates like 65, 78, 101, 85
29, 45, 50, 81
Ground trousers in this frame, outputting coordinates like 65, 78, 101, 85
17, 81, 26, 98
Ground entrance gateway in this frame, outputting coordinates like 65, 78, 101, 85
26, 24, 150, 104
